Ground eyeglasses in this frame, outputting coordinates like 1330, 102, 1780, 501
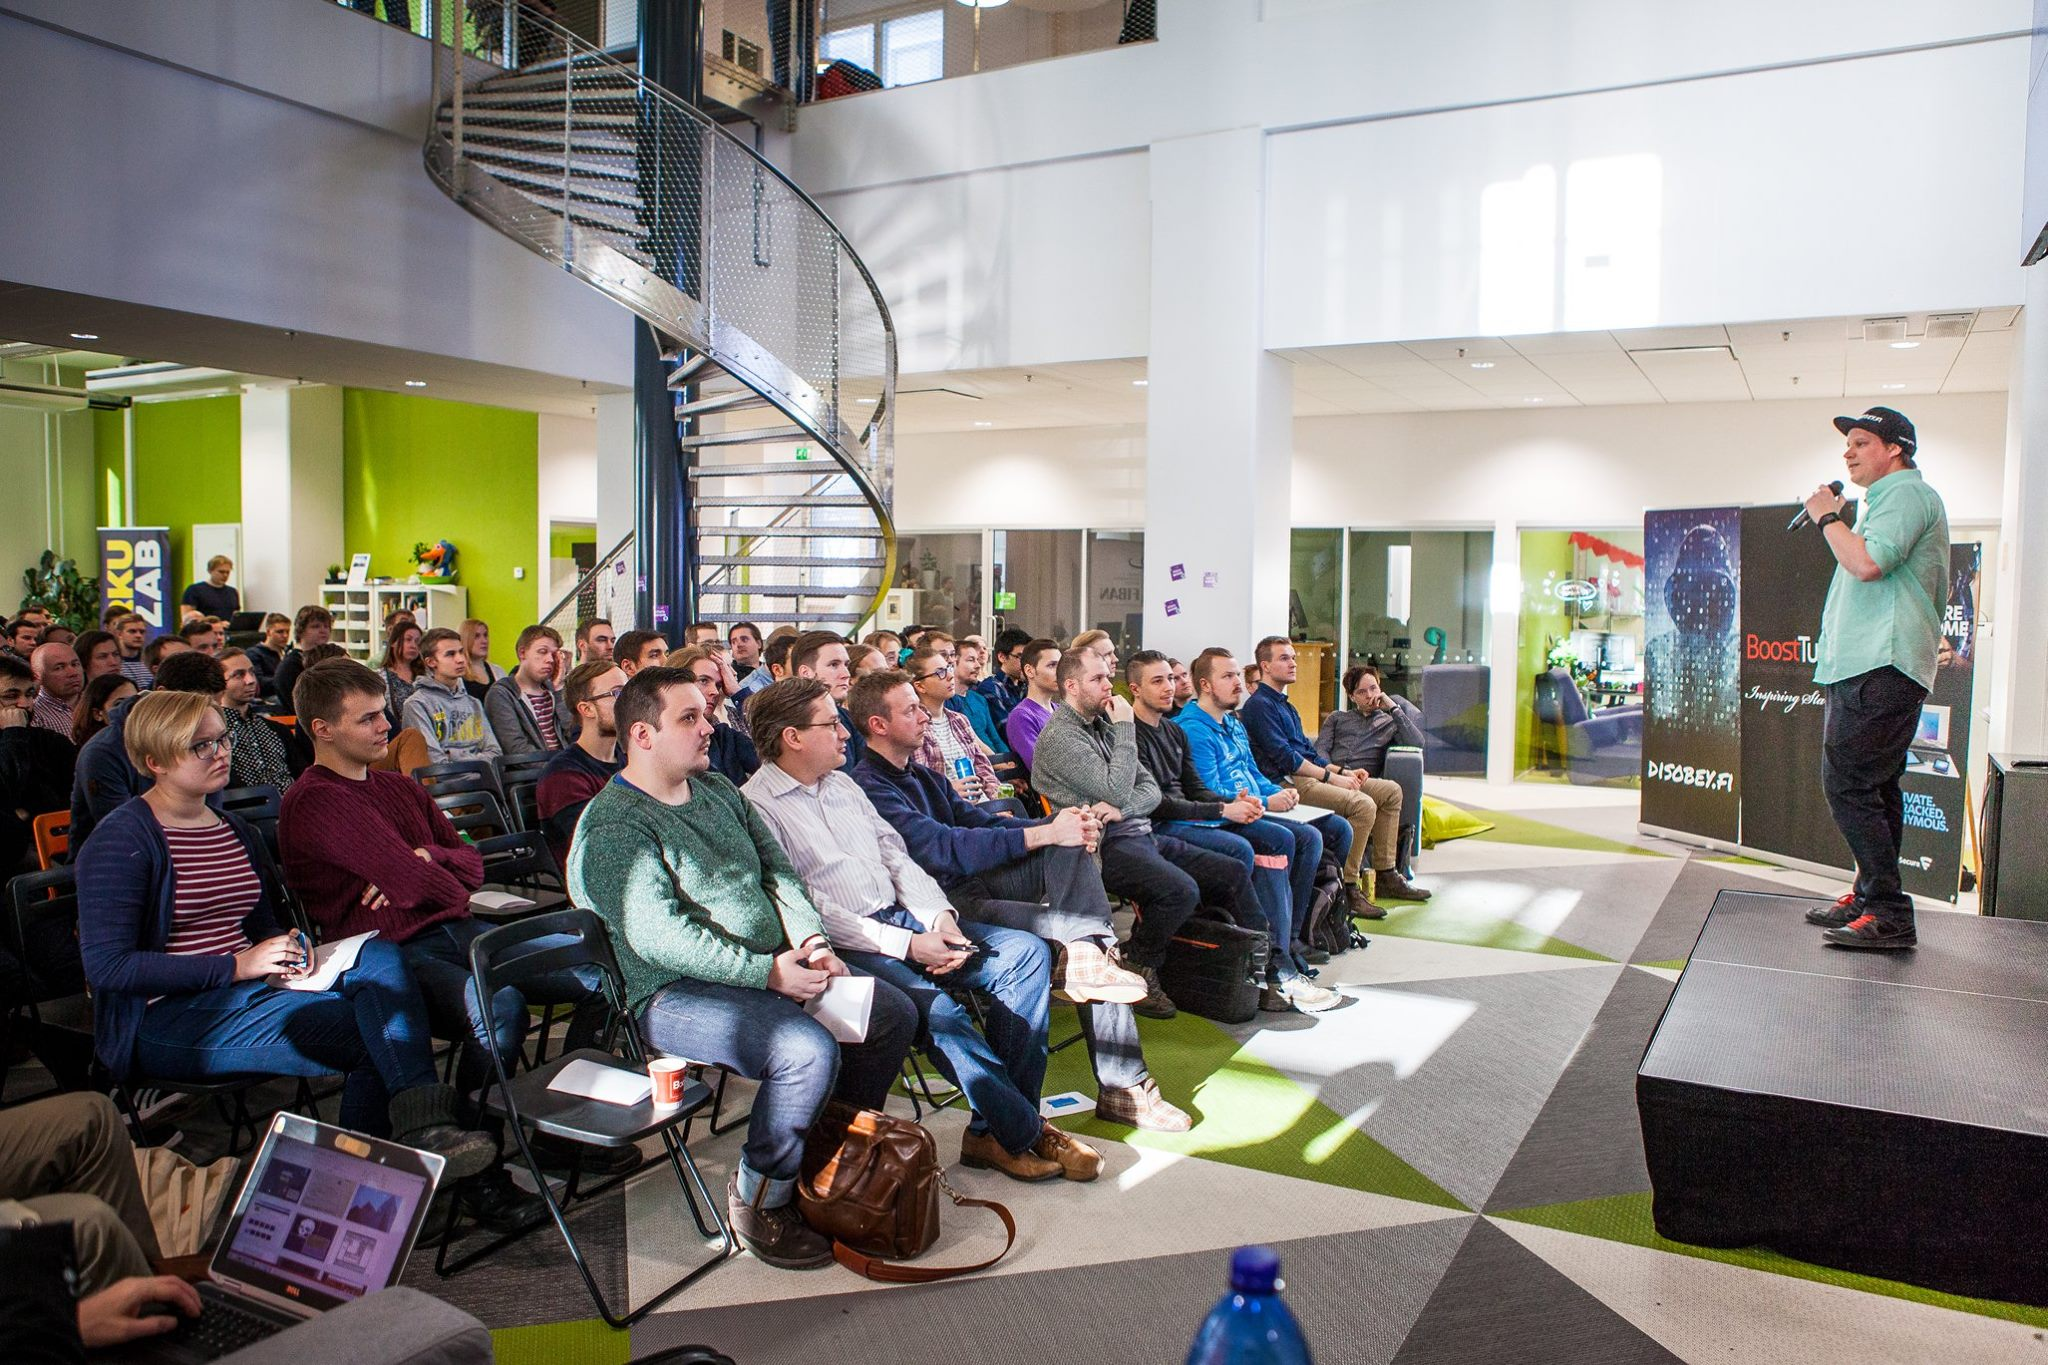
915, 665, 954, 681
790, 719, 846, 732
596, 686, 626, 701
188, 732, 235, 760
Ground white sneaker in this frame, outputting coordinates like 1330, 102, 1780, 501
125, 1087, 186, 1125
1280, 977, 1349, 1014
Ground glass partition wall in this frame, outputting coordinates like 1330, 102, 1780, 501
890, 528, 1144, 646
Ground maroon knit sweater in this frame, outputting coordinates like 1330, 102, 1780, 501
278, 764, 482, 943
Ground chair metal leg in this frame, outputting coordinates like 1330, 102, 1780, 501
705, 1066, 752, 1137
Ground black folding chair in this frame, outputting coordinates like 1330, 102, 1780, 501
496, 753, 553, 834
220, 785, 283, 861
432, 788, 516, 841
438, 909, 730, 1325
495, 751, 554, 789
413, 759, 503, 800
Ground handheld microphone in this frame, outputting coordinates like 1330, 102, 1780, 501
1787, 481, 1845, 531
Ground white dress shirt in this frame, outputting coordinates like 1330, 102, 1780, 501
742, 761, 956, 959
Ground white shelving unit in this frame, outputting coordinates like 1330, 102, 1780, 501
320, 582, 469, 661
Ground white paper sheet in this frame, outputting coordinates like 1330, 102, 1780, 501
282, 930, 377, 993
1259, 802, 1329, 823
545, 1057, 654, 1107
804, 975, 874, 1044
469, 890, 537, 913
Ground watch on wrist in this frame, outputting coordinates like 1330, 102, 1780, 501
1816, 511, 1843, 530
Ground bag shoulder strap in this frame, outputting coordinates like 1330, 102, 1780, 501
829, 1183, 1017, 1285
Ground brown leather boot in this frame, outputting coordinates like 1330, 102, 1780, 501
726, 1172, 833, 1270
960, 1127, 1063, 1182
1032, 1123, 1104, 1181
1375, 867, 1431, 902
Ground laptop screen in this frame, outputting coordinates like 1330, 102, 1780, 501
212, 1115, 438, 1313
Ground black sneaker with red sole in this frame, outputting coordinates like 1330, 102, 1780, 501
1804, 892, 1859, 928
1822, 913, 1917, 950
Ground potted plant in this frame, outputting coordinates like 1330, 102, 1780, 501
918, 547, 939, 591
18, 551, 100, 632
326, 563, 346, 584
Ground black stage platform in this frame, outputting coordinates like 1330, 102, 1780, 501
1637, 890, 2048, 1306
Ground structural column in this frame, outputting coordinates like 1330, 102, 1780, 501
1143, 127, 1293, 663
1987, 264, 2048, 757
240, 385, 342, 613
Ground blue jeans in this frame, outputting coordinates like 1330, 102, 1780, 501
400, 918, 605, 1095
133, 940, 439, 1135
637, 970, 916, 1209
839, 908, 1052, 1155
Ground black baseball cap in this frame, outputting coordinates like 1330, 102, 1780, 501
1833, 405, 1917, 457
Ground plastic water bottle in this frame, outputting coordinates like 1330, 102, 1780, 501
1185, 1246, 1313, 1365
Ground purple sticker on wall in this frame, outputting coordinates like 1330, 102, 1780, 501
1169, 564, 1185, 581
653, 604, 670, 625
615, 560, 628, 575
1164, 598, 1181, 617
1202, 572, 1218, 588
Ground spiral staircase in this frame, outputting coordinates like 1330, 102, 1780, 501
425, 3, 896, 636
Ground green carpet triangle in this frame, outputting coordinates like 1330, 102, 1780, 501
1494, 1191, 2048, 1328
1459, 806, 1665, 858
492, 1318, 629, 1365
1363, 902, 1614, 961
1043, 1008, 1466, 1211
1634, 957, 1688, 971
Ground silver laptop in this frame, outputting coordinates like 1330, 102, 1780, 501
123, 1112, 445, 1363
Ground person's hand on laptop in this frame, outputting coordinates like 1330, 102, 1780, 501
77, 1274, 200, 1347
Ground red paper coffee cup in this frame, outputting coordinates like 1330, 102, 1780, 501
649, 1057, 687, 1107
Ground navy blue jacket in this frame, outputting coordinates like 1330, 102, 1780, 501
709, 723, 761, 787
978, 674, 1021, 721
837, 704, 867, 773
1239, 684, 1320, 785
852, 750, 1035, 888
69, 696, 222, 850
75, 800, 286, 1081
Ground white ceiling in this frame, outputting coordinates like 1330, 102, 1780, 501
878, 308, 2017, 433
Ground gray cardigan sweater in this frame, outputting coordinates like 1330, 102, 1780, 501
1027, 705, 1162, 820
484, 675, 568, 756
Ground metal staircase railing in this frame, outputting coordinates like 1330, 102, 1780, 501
538, 529, 637, 642
426, 0, 896, 635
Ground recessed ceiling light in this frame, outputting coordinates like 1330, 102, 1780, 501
1524, 396, 1545, 403
404, 379, 427, 387
1132, 379, 1148, 387
1882, 383, 1906, 390
69, 332, 98, 341
1889, 341, 1920, 350
972, 420, 993, 427
1470, 361, 1495, 370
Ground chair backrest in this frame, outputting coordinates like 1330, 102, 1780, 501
220, 784, 282, 821
495, 752, 554, 787
1534, 668, 1590, 727
504, 779, 541, 834
473, 829, 564, 887
6, 866, 85, 1005
414, 758, 503, 797
435, 788, 514, 841
467, 908, 631, 1070
31, 811, 69, 869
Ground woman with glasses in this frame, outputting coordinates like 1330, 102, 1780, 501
904, 646, 1005, 806
73, 690, 496, 1172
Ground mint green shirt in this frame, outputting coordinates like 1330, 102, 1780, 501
1813, 469, 1949, 690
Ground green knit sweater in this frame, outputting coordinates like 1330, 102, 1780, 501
567, 772, 826, 1010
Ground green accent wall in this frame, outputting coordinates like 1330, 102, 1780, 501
550, 523, 595, 561
342, 390, 538, 667
1516, 530, 1576, 774
90, 395, 242, 595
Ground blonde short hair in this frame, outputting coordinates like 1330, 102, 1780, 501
206, 555, 233, 573
1069, 629, 1112, 655
123, 690, 221, 776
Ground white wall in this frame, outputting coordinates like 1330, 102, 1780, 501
536, 413, 599, 617
893, 424, 1144, 530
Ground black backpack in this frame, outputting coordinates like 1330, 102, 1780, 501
1300, 846, 1370, 956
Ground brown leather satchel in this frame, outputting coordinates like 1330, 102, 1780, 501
797, 1103, 1016, 1283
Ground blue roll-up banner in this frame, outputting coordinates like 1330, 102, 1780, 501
97, 527, 173, 639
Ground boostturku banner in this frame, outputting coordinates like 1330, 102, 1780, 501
97, 527, 172, 640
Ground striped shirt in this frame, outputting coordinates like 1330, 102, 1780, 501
118, 656, 153, 689
525, 688, 562, 749
161, 819, 260, 959
740, 761, 954, 959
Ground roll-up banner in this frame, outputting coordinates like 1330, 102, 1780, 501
1896, 542, 1980, 901
97, 527, 173, 640
1641, 507, 1742, 842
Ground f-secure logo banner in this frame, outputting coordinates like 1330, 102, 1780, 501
98, 527, 172, 639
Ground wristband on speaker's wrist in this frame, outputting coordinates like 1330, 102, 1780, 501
1816, 511, 1843, 530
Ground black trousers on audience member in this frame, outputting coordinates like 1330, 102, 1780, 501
1096, 821, 1255, 968
1821, 665, 1927, 923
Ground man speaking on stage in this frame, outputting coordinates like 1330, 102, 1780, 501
1801, 406, 1949, 950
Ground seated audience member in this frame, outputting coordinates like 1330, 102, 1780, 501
731, 625, 788, 705
1318, 663, 1426, 779
244, 612, 292, 696
744, 679, 1099, 1182
948, 636, 1008, 755
848, 672, 1186, 1129
268, 604, 334, 711
1126, 652, 1340, 1012
671, 645, 758, 785
1030, 647, 1279, 1018
44, 622, 74, 646
790, 630, 862, 770
143, 636, 190, 679
1001, 638, 1063, 769
1170, 658, 1194, 714
1243, 637, 1427, 906
280, 661, 615, 1208
485, 625, 568, 756
923, 630, 956, 665
2, 655, 75, 871
862, 629, 903, 666
179, 555, 240, 621
72, 629, 122, 684
220, 649, 307, 792
613, 628, 668, 676
30, 641, 84, 736
987, 626, 1033, 714
3, 615, 41, 661
905, 647, 1000, 802
72, 675, 136, 750
15, 607, 51, 633
566, 667, 916, 1268
176, 616, 217, 656
111, 614, 153, 690
76, 689, 496, 1175
380, 618, 424, 722
682, 622, 720, 649
298, 642, 350, 671
0, 1092, 162, 1295
1174, 648, 1363, 957
901, 625, 931, 655
726, 620, 763, 680
575, 617, 615, 665
458, 618, 507, 703
70, 651, 227, 850
845, 642, 885, 678
537, 661, 625, 870
402, 628, 502, 762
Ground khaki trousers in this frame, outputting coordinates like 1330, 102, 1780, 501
1292, 773, 1403, 883
0, 1092, 160, 1291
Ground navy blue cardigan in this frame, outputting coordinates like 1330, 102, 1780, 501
851, 750, 1037, 889
76, 798, 287, 1081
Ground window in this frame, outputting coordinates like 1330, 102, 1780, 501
819, 25, 875, 72
820, 8, 943, 88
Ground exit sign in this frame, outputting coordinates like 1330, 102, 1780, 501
994, 592, 1017, 611
794, 446, 811, 461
